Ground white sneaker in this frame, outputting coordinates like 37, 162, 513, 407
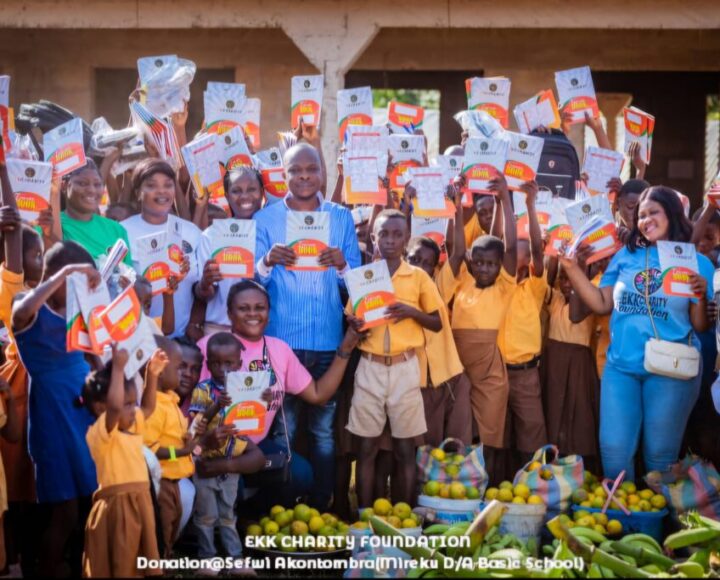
196, 559, 221, 577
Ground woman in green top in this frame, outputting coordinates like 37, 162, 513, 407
59, 159, 133, 265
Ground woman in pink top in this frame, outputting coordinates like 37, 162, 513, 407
194, 280, 359, 511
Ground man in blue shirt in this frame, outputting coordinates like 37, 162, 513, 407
255, 142, 361, 509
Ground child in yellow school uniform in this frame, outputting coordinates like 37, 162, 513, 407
542, 256, 600, 474
143, 337, 202, 557
346, 209, 443, 508
497, 181, 548, 477
406, 236, 470, 446
437, 176, 517, 483
83, 346, 168, 578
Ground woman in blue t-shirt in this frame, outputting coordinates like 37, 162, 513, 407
561, 186, 713, 480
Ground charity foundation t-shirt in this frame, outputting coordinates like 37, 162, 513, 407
599, 245, 714, 375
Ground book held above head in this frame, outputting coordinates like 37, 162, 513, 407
337, 86, 373, 141
462, 136, 509, 197
513, 89, 560, 134
387, 101, 424, 134
624, 106, 655, 165
388, 133, 426, 191
582, 147, 625, 196
291, 75, 323, 129
204, 82, 246, 135
6, 158, 52, 224
44, 118, 87, 177
465, 76, 511, 128
554, 65, 599, 124
503, 132, 543, 191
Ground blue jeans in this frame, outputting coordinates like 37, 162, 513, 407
193, 473, 243, 559
600, 361, 701, 481
271, 349, 337, 509
237, 439, 314, 517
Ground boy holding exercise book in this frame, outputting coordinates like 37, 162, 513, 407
345, 209, 443, 507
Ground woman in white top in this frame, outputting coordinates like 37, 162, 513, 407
122, 159, 202, 338
195, 166, 264, 333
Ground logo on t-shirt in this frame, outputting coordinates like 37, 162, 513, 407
633, 268, 662, 295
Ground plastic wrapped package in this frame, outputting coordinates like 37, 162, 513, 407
454, 109, 505, 139
89, 117, 139, 157
137, 55, 196, 118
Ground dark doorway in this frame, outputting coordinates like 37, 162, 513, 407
593, 71, 720, 207
345, 70, 482, 154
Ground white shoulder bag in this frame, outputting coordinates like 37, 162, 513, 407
643, 248, 700, 380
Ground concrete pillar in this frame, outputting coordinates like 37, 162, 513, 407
282, 17, 379, 189
597, 93, 632, 149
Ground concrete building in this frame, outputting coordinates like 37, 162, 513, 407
0, 0, 719, 202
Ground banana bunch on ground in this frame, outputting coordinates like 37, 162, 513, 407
548, 513, 720, 578
663, 511, 720, 576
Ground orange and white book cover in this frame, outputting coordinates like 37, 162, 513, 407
337, 86, 373, 141
225, 371, 270, 437
658, 241, 700, 298
6, 159, 52, 224
219, 126, 254, 171
345, 260, 397, 330
513, 89, 561, 134
624, 106, 655, 165
462, 137, 509, 196
503, 132, 544, 191
136, 231, 171, 295
513, 189, 552, 240
255, 147, 287, 204
208, 218, 256, 279
465, 77, 511, 128
555, 66, 599, 124
407, 167, 454, 219
286, 211, 330, 271
204, 82, 247, 135
291, 75, 323, 130
344, 155, 384, 205
388, 134, 425, 191
44, 118, 87, 178
387, 101, 424, 133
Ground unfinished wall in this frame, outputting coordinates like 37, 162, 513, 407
0, 28, 317, 145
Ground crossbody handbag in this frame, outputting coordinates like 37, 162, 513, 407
242, 338, 291, 487
642, 248, 700, 379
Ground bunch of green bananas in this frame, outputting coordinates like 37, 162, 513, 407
662, 511, 720, 576
547, 513, 720, 578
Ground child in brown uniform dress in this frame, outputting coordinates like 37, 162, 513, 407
437, 176, 517, 483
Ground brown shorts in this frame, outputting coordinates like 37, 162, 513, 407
453, 329, 509, 448
422, 374, 473, 447
504, 366, 548, 453
158, 479, 182, 557
347, 355, 426, 439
